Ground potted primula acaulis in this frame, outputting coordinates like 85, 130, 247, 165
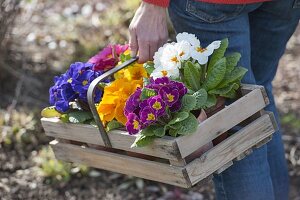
124, 32, 248, 147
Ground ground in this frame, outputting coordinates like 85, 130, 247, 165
0, 1, 300, 200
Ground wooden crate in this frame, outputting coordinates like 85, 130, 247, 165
41, 84, 277, 188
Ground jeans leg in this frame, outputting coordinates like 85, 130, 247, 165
249, 1, 300, 199
168, 1, 274, 199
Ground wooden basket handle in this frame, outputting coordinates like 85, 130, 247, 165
87, 57, 139, 147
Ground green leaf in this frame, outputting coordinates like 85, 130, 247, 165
183, 61, 201, 91
218, 66, 248, 88
120, 53, 132, 62
203, 57, 227, 91
41, 106, 62, 118
208, 38, 228, 73
143, 62, 155, 75
209, 83, 239, 96
141, 88, 156, 100
168, 111, 189, 125
131, 134, 155, 148
140, 126, 156, 136
181, 94, 197, 112
153, 126, 166, 137
193, 89, 208, 110
169, 128, 179, 137
60, 114, 69, 123
204, 94, 217, 109
143, 77, 150, 86
106, 119, 123, 132
221, 89, 237, 98
68, 111, 93, 123
225, 52, 241, 73
175, 113, 199, 135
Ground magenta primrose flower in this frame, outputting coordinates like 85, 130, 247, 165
147, 95, 166, 116
88, 44, 129, 71
124, 77, 188, 135
125, 113, 141, 135
140, 106, 157, 125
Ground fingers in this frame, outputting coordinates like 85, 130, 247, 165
137, 39, 150, 63
149, 41, 158, 61
129, 28, 138, 58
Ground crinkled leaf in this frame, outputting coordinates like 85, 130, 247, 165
193, 88, 208, 110
143, 77, 150, 86
168, 111, 189, 125
141, 88, 156, 100
181, 94, 197, 112
140, 126, 156, 136
204, 94, 217, 109
68, 111, 93, 123
184, 61, 201, 91
153, 126, 166, 137
169, 128, 179, 137
203, 57, 227, 91
208, 38, 228, 73
208, 83, 239, 96
106, 119, 123, 132
225, 52, 241, 73
220, 89, 237, 99
131, 134, 155, 148
218, 66, 247, 88
175, 113, 199, 135
143, 62, 155, 75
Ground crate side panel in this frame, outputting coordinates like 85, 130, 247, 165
176, 88, 267, 158
41, 118, 179, 160
51, 141, 191, 188
185, 113, 275, 185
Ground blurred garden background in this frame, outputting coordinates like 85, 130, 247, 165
0, 0, 300, 199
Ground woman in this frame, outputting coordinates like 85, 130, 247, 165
129, 0, 300, 199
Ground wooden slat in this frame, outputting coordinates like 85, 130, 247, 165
41, 118, 180, 161
241, 84, 269, 105
185, 113, 275, 185
50, 140, 191, 188
175, 88, 267, 158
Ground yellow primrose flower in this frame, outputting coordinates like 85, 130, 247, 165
97, 78, 143, 125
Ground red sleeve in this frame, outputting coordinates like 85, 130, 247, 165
143, 0, 170, 7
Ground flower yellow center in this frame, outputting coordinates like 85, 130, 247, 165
171, 56, 179, 63
179, 51, 185, 57
133, 120, 139, 130
82, 80, 88, 86
161, 70, 168, 77
152, 101, 162, 110
196, 47, 207, 53
167, 94, 174, 102
67, 78, 72, 83
147, 113, 155, 121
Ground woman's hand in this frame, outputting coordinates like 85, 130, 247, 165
129, 2, 168, 63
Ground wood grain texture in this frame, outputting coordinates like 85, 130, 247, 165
50, 140, 191, 188
41, 118, 180, 161
185, 113, 275, 185
175, 88, 267, 158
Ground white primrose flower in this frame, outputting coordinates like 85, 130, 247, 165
153, 43, 168, 69
151, 66, 180, 79
176, 32, 221, 65
176, 32, 200, 47
160, 43, 181, 70
174, 40, 191, 61
190, 40, 221, 65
